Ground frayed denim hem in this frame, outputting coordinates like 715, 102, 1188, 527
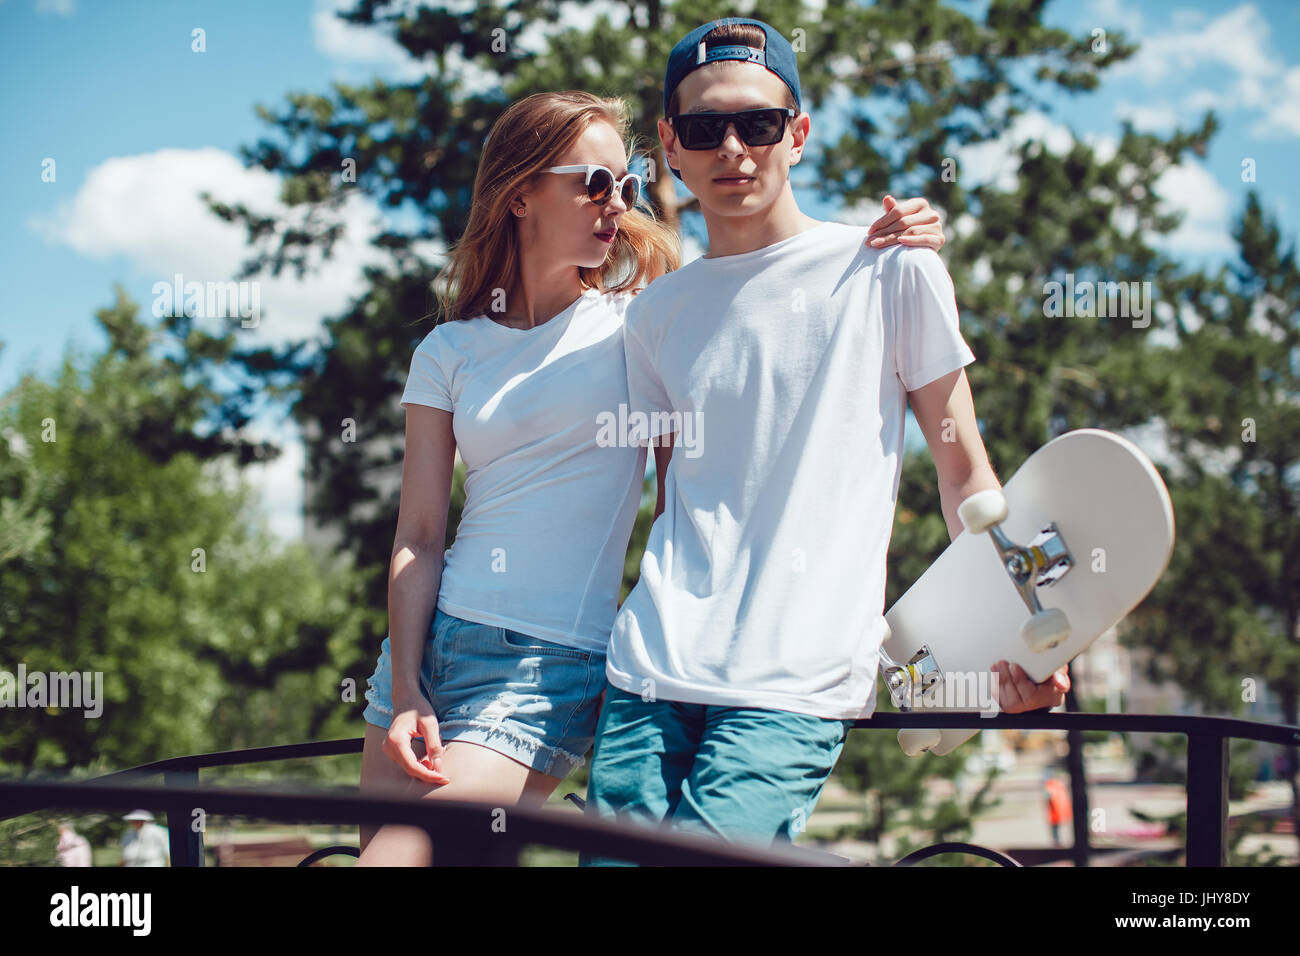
362, 691, 393, 728
438, 719, 586, 778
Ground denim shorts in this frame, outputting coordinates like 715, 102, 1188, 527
580, 686, 856, 866
362, 607, 607, 779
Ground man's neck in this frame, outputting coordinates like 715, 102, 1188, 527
700, 190, 821, 259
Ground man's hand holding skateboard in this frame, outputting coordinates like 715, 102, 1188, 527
994, 661, 1070, 713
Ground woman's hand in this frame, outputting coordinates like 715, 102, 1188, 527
866, 195, 945, 250
385, 690, 451, 786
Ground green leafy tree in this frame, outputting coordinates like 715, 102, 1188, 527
0, 288, 372, 781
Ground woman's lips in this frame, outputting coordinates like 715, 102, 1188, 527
595, 231, 616, 243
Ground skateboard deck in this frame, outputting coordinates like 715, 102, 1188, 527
879, 428, 1175, 755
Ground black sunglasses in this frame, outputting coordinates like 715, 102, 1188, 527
668, 108, 797, 150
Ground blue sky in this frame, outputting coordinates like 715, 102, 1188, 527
2, 0, 1297, 539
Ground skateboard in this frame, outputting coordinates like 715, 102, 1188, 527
878, 428, 1175, 756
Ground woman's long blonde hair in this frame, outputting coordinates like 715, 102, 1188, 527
432, 91, 681, 323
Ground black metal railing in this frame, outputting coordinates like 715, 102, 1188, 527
0, 775, 844, 867
860, 711, 1298, 867
1, 712, 1295, 867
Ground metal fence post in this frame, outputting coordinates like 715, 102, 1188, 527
1066, 723, 1091, 868
163, 769, 205, 867
1185, 734, 1228, 866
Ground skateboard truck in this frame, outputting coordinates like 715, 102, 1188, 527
879, 631, 947, 755
958, 489, 1074, 652
880, 642, 942, 712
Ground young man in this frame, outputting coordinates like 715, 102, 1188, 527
582, 18, 1068, 862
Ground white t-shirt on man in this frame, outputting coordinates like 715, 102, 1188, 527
607, 221, 976, 719
400, 289, 646, 652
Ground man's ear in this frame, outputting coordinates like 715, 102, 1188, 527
657, 116, 678, 180
787, 112, 811, 168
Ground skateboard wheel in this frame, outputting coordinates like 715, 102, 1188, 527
957, 489, 1008, 534
1021, 608, 1069, 652
898, 728, 942, 756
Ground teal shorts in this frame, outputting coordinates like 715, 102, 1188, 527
579, 685, 855, 865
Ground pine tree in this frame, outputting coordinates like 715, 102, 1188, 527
1121, 193, 1300, 855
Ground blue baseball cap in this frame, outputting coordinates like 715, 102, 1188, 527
662, 18, 802, 182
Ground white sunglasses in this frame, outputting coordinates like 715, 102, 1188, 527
543, 164, 642, 207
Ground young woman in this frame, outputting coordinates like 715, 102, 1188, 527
355, 90, 946, 865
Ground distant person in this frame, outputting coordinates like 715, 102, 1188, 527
1044, 773, 1072, 846
119, 810, 169, 866
55, 821, 92, 867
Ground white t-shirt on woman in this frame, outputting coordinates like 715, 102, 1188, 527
399, 288, 646, 653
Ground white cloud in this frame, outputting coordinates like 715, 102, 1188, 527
955, 110, 1077, 190
310, 0, 631, 95
1152, 161, 1235, 256
1253, 65, 1300, 139
1118, 4, 1278, 87
890, 40, 916, 62
206, 418, 307, 543
1087, 131, 1119, 163
1177, 296, 1204, 335
518, 0, 630, 54
1117, 101, 1179, 131
28, 147, 393, 349
1170, 8, 1206, 29
1111, 204, 1139, 237
311, 0, 433, 82
680, 232, 706, 266
35, 0, 75, 16
1087, 0, 1144, 34
1114, 4, 1299, 141
952, 212, 978, 239
1181, 88, 1225, 113
1247, 293, 1288, 342
838, 196, 888, 227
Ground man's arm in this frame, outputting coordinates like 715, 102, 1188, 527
906, 367, 999, 541
907, 367, 1070, 711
